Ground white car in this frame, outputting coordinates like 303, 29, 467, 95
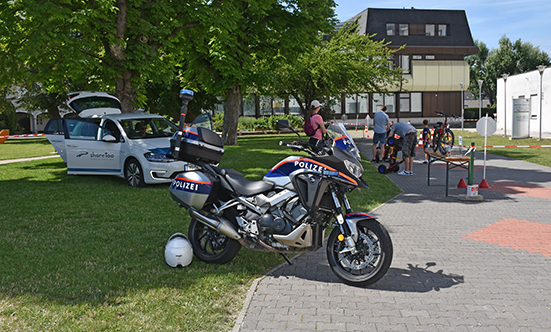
44, 92, 212, 187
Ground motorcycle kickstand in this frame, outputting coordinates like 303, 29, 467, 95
279, 253, 293, 265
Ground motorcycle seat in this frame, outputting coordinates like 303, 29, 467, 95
225, 174, 275, 196
211, 166, 244, 178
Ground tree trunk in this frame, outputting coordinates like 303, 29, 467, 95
222, 84, 241, 145
115, 68, 138, 113
47, 104, 61, 119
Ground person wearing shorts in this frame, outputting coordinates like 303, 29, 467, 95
388, 122, 418, 176
372, 106, 390, 162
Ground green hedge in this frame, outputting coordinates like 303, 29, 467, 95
212, 114, 304, 132
464, 107, 496, 120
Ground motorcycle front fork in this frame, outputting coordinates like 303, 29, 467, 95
330, 188, 359, 254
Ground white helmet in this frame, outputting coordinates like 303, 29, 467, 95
164, 233, 193, 268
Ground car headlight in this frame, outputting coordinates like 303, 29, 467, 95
144, 152, 176, 163
344, 159, 363, 178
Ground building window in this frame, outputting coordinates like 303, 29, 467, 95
399, 93, 422, 113
411, 93, 422, 112
399, 93, 410, 112
358, 94, 369, 114
412, 55, 422, 60
242, 95, 255, 116
288, 98, 301, 115
425, 24, 435, 36
259, 96, 272, 116
400, 55, 410, 74
399, 24, 409, 36
372, 93, 395, 113
386, 23, 395, 36
438, 24, 447, 36
425, 55, 435, 60
273, 98, 285, 115
330, 98, 342, 114
345, 95, 357, 114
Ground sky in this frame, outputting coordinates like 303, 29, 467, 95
333, 0, 551, 56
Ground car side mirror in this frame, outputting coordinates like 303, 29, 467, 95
102, 134, 117, 143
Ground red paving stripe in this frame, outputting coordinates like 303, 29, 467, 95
463, 218, 551, 257
484, 181, 551, 199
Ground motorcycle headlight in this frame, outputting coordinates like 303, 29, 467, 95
144, 152, 176, 163
344, 159, 363, 178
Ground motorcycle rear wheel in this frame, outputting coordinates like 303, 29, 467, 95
188, 218, 241, 264
326, 219, 393, 287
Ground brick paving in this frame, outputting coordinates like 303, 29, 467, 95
233, 133, 551, 332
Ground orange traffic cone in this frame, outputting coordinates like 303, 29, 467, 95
364, 124, 369, 138
479, 179, 489, 188
457, 178, 467, 188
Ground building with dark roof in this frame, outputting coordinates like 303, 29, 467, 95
334, 7, 478, 124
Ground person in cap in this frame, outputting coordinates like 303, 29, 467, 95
306, 100, 327, 151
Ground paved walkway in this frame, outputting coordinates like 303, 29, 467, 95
233, 133, 551, 331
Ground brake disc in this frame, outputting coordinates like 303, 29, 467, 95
338, 232, 376, 269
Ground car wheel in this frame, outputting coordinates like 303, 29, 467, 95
125, 158, 145, 187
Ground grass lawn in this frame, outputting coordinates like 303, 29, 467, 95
0, 134, 400, 331
0, 138, 56, 160
451, 130, 551, 167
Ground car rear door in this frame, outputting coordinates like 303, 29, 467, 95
64, 118, 122, 175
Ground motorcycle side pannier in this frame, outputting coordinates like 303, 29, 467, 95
169, 171, 219, 210
176, 127, 224, 164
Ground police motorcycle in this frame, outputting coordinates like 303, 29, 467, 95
168, 90, 392, 286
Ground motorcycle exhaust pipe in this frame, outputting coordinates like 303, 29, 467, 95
190, 210, 242, 241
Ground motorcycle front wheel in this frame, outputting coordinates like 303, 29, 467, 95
326, 219, 393, 287
188, 218, 241, 264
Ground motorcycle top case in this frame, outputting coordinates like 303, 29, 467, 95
174, 127, 224, 164
169, 171, 218, 210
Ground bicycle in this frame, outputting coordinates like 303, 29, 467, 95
430, 111, 456, 155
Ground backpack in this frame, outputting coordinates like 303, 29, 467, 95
304, 116, 320, 137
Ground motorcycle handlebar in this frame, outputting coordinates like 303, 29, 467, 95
279, 140, 314, 152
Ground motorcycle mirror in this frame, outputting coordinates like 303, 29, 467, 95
276, 119, 290, 130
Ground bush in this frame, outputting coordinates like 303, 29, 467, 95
464, 107, 496, 119
211, 114, 304, 131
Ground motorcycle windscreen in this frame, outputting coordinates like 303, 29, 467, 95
327, 123, 361, 161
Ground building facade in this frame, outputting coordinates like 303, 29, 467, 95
497, 67, 550, 136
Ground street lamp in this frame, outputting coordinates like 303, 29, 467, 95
478, 79, 484, 119
502, 73, 509, 137
537, 65, 546, 141
460, 82, 464, 130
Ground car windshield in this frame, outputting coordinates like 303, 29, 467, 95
69, 97, 121, 113
120, 117, 179, 139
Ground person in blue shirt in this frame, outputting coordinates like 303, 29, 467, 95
388, 122, 418, 176
372, 106, 390, 162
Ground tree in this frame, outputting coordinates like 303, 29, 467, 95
179, 0, 338, 145
258, 21, 404, 117
0, 0, 208, 114
0, 87, 18, 132
466, 36, 551, 106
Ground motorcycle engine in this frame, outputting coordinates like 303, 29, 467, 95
258, 213, 292, 234
239, 191, 307, 237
